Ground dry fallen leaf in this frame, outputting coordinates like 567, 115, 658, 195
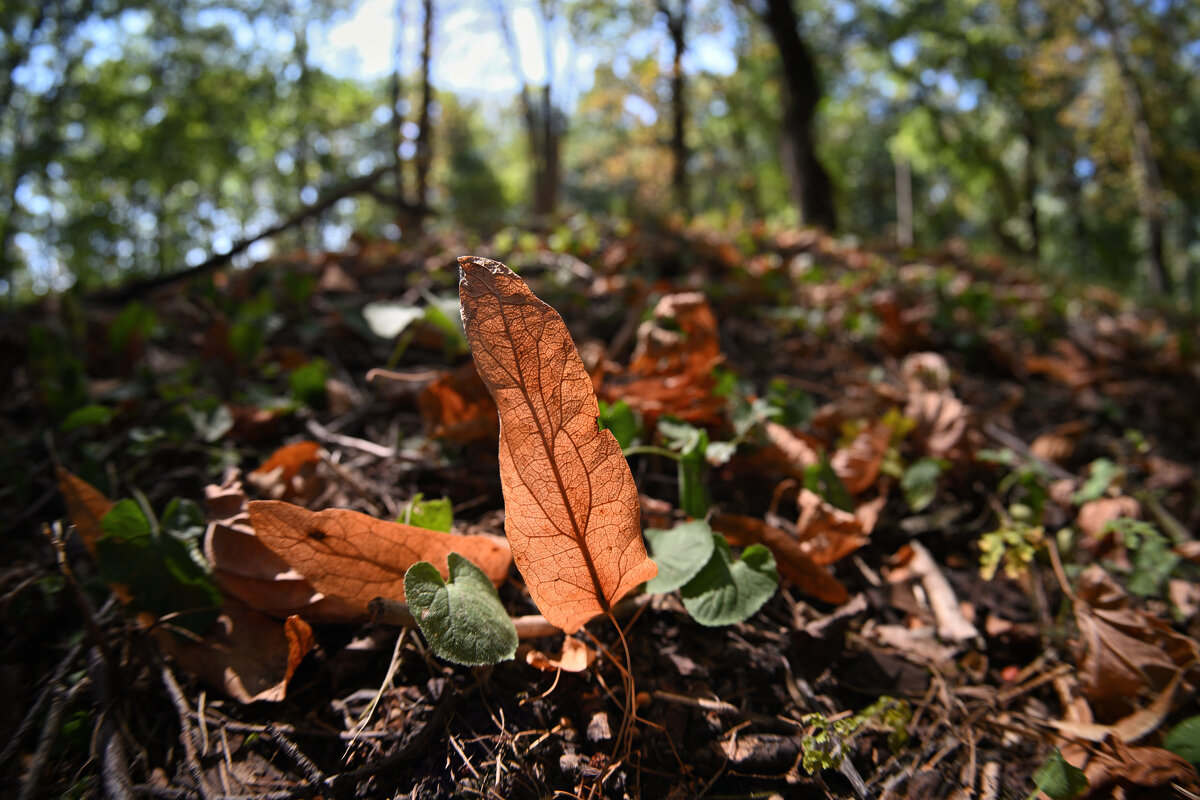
1075, 601, 1178, 706
520, 637, 597, 673
418, 361, 500, 444
1079, 739, 1200, 799
154, 606, 314, 703
248, 440, 323, 502
459, 256, 657, 633
246, 500, 512, 619
1076, 496, 1141, 541
711, 512, 848, 605
831, 419, 892, 495
203, 472, 362, 623
603, 291, 726, 426
56, 467, 114, 554
794, 489, 868, 566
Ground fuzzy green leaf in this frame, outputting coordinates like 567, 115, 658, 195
644, 520, 717, 594
680, 536, 778, 626
404, 553, 518, 666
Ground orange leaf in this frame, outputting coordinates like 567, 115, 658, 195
248, 441, 323, 502
459, 256, 657, 633
246, 500, 512, 617
153, 604, 314, 704
55, 467, 115, 555
520, 637, 596, 672
795, 489, 868, 566
418, 362, 500, 444
711, 512, 848, 605
831, 420, 891, 495
203, 473, 362, 623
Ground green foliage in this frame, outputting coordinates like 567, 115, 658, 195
1073, 459, 1124, 505
402, 494, 454, 533
901, 457, 947, 512
1105, 517, 1180, 598
96, 499, 222, 634
289, 359, 329, 408
979, 521, 1045, 581
804, 454, 854, 512
1028, 749, 1089, 800
679, 536, 778, 627
108, 301, 158, 354
657, 419, 712, 518
598, 400, 639, 450
60, 404, 117, 432
799, 697, 912, 774
1164, 715, 1200, 765
404, 553, 518, 666
979, 448, 1051, 521
764, 379, 814, 428
644, 520, 717, 594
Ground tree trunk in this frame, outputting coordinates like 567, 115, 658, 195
759, 0, 836, 230
1094, 0, 1171, 294
895, 157, 913, 248
658, 0, 689, 214
414, 0, 434, 217
390, 0, 408, 216
1022, 120, 1039, 260
494, 0, 559, 220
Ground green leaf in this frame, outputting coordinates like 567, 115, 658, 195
644, 520, 717, 594
403, 493, 454, 533
1028, 749, 1088, 800
598, 400, 638, 450
1165, 715, 1200, 765
680, 536, 778, 626
804, 454, 854, 511
289, 360, 329, 408
1073, 458, 1123, 504
422, 295, 469, 357
404, 553, 518, 666
97, 500, 221, 634
61, 404, 116, 432
658, 419, 711, 518
901, 458, 945, 512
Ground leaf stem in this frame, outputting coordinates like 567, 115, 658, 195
623, 445, 681, 460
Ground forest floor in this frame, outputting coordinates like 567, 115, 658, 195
4, 219, 1200, 799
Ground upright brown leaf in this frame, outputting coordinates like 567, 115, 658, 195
246, 500, 512, 618
458, 256, 657, 633
56, 467, 114, 554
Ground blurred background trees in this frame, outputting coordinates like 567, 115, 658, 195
2, 0, 1197, 299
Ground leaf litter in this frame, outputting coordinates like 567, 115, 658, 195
7, 222, 1200, 797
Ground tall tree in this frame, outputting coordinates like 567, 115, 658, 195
657, 0, 690, 214
414, 0, 435, 216
494, 0, 563, 219
756, 0, 837, 230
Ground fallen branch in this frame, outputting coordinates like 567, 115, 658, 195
90, 165, 400, 305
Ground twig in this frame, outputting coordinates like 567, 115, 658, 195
17, 676, 89, 800
90, 166, 392, 305
306, 418, 396, 460
102, 726, 135, 800
160, 662, 214, 800
265, 724, 326, 787
982, 422, 1074, 482
0, 639, 83, 772
906, 540, 980, 643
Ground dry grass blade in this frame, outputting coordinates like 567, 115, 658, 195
458, 256, 657, 633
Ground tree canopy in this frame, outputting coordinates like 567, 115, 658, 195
2, 0, 1197, 298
